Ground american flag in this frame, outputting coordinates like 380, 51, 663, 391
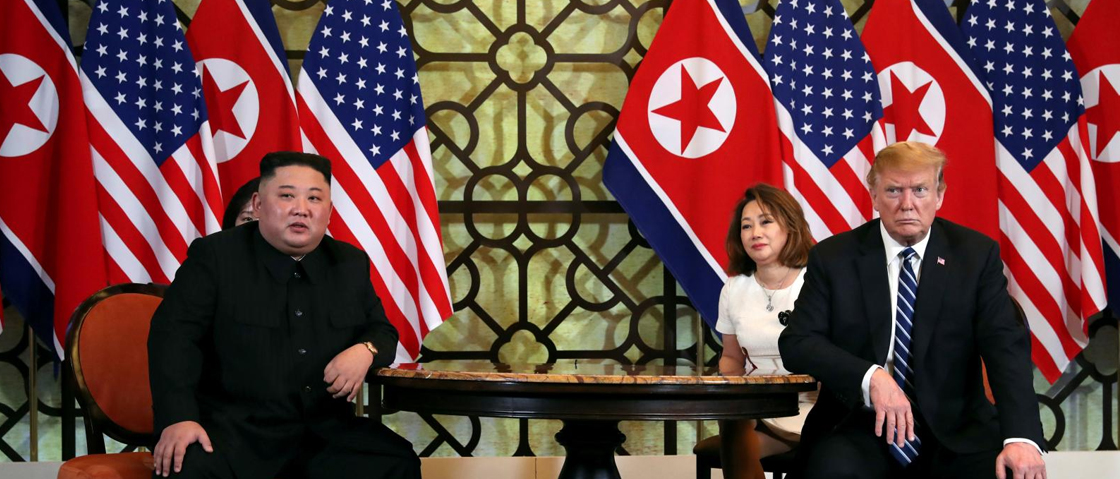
766, 0, 881, 241
296, 0, 452, 363
961, 0, 1108, 381
81, 0, 222, 285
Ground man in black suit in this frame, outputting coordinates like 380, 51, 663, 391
778, 142, 1046, 479
148, 152, 420, 479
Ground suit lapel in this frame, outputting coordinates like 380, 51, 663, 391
857, 221, 892, 365
911, 220, 949, 367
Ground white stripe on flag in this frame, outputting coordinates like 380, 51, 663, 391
390, 130, 452, 309
704, 0, 771, 94
613, 131, 728, 283
300, 128, 315, 154
408, 127, 453, 313
0, 217, 55, 293
22, 0, 78, 74
298, 77, 430, 331
783, 165, 831, 241
196, 120, 223, 215
378, 156, 445, 331
230, 0, 298, 104
1104, 228, 1120, 263
80, 72, 202, 242
1066, 125, 1109, 309
1006, 268, 1072, 370
908, 0, 991, 107
301, 78, 422, 263
840, 140, 873, 189
91, 147, 181, 281
1000, 200, 1089, 346
998, 143, 1069, 259
331, 181, 423, 341
170, 139, 221, 233
393, 342, 412, 368
774, 102, 865, 226
998, 200, 1069, 320
1038, 141, 1082, 230
99, 215, 151, 283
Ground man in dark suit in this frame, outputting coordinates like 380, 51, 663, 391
148, 152, 420, 479
778, 142, 1046, 479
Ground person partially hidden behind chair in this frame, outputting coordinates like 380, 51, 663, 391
715, 183, 817, 479
148, 152, 420, 479
778, 142, 1046, 479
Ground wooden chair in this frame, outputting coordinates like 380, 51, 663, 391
58, 283, 166, 479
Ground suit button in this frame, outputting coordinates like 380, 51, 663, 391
295, 309, 303, 317
298, 348, 307, 355
303, 386, 312, 393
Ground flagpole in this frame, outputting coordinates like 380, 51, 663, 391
28, 325, 38, 461
695, 315, 705, 441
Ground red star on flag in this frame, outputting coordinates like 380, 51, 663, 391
652, 66, 725, 153
1086, 73, 1120, 159
884, 71, 935, 140
201, 66, 249, 139
0, 73, 48, 143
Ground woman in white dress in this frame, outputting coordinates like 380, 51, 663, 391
715, 183, 817, 479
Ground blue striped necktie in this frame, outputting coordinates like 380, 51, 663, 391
889, 247, 922, 466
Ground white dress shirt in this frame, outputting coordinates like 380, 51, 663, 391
859, 222, 930, 401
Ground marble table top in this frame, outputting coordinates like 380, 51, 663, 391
375, 359, 815, 385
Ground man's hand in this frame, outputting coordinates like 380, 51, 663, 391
153, 420, 212, 477
869, 368, 914, 447
996, 442, 1046, 479
324, 343, 375, 401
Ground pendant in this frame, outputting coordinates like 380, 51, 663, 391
766, 303, 774, 312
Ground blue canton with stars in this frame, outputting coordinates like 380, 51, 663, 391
303, 0, 426, 168
961, 0, 1083, 170
81, 0, 207, 164
765, 0, 881, 167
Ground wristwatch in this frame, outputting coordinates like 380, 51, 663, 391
361, 341, 378, 358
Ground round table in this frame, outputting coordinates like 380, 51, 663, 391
373, 360, 815, 479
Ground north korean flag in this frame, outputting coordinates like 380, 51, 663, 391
187, 0, 302, 201
603, 0, 784, 326
1069, 0, 1120, 307
0, 0, 107, 353
863, 0, 1000, 241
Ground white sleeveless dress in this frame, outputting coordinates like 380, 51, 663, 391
715, 269, 817, 440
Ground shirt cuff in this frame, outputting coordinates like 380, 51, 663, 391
861, 365, 883, 408
1004, 438, 1044, 455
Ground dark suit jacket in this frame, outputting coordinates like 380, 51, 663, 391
778, 218, 1044, 454
148, 223, 403, 478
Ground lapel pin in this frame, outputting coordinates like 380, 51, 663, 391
937, 257, 946, 265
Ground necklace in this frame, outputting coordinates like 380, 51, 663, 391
756, 266, 794, 312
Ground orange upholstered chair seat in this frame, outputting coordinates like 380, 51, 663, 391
56, 452, 153, 479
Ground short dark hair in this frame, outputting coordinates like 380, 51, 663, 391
221, 177, 260, 230
725, 183, 814, 276
259, 151, 332, 185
